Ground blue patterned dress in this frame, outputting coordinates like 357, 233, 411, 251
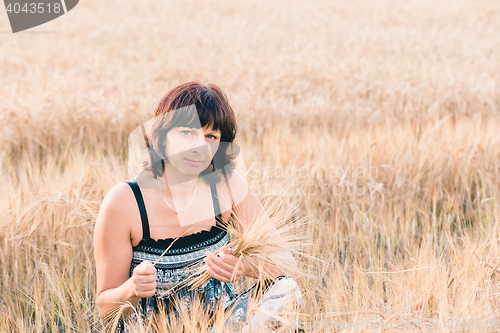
116, 178, 302, 332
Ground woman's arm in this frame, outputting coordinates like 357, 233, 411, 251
94, 182, 156, 320
205, 170, 299, 282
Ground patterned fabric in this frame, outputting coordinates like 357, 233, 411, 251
115, 178, 303, 332
129, 230, 238, 320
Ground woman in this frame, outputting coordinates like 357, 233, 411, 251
94, 82, 302, 331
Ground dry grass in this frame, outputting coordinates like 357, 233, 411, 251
1, 0, 500, 331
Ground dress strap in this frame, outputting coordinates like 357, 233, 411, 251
124, 179, 151, 240
209, 182, 223, 226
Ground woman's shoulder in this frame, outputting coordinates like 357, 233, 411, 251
214, 169, 250, 207
97, 180, 138, 226
102, 180, 136, 205
94, 180, 140, 255
223, 169, 247, 187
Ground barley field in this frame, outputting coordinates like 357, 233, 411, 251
1, 0, 500, 331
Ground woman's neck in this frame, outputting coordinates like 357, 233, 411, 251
160, 162, 199, 199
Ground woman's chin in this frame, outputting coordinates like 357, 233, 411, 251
175, 164, 210, 178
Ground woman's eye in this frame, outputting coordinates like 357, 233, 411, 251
207, 134, 217, 140
182, 130, 193, 136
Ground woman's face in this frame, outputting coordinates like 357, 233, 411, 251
164, 125, 221, 177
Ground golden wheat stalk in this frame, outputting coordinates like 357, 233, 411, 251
182, 191, 311, 291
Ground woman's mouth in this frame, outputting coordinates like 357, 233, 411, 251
185, 158, 204, 166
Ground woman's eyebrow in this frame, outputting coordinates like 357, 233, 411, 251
207, 130, 221, 136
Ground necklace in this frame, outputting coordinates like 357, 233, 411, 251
157, 177, 198, 214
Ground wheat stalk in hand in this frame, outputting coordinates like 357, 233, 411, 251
186, 193, 309, 290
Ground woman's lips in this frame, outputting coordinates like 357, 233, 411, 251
185, 158, 204, 166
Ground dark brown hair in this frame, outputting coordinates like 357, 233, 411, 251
142, 82, 238, 183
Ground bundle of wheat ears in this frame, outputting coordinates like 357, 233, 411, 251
152, 189, 312, 295
187, 193, 309, 290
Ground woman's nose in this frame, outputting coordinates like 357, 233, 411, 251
191, 136, 208, 153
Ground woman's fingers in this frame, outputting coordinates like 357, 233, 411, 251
218, 251, 245, 275
132, 279, 156, 297
220, 252, 241, 267
205, 250, 241, 269
205, 250, 244, 282
135, 282, 156, 292
132, 260, 157, 297
205, 254, 232, 279
205, 252, 234, 272
206, 266, 230, 283
134, 260, 156, 275
135, 274, 156, 283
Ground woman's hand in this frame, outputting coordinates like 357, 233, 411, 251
204, 248, 248, 283
130, 260, 157, 298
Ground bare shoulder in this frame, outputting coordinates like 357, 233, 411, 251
95, 181, 137, 237
216, 169, 250, 207
225, 169, 247, 186
94, 181, 138, 297
100, 182, 136, 213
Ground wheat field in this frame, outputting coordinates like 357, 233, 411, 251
1, 0, 500, 331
